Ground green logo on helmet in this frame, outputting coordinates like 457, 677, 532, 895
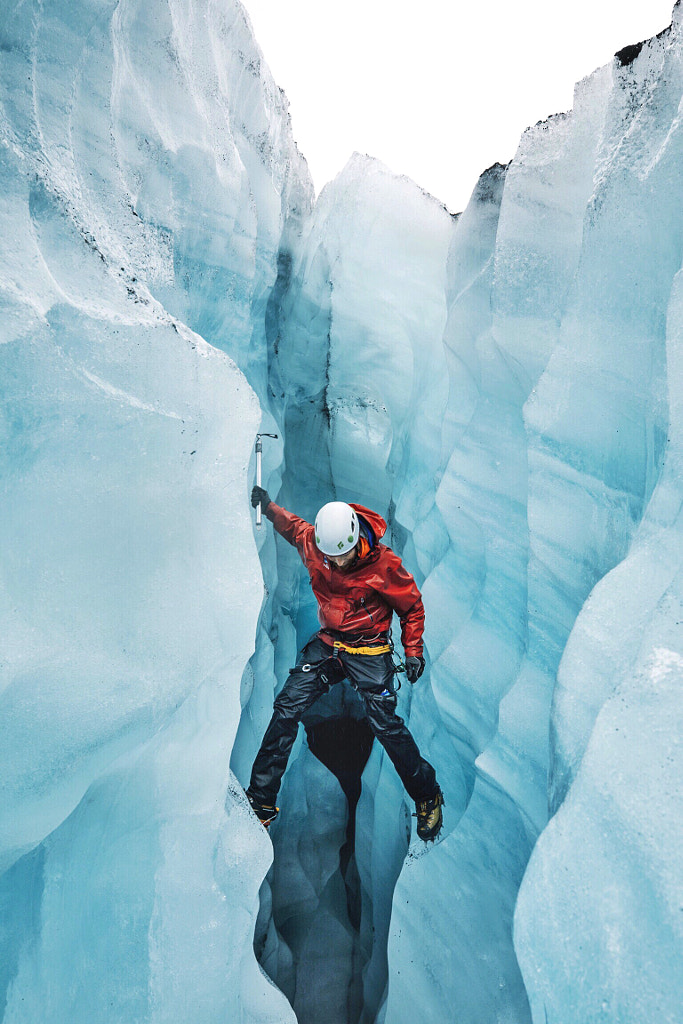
337, 541, 344, 550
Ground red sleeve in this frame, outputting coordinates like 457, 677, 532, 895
265, 501, 313, 557
381, 550, 425, 658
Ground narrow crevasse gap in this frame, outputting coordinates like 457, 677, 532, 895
230, 210, 379, 1023
231, 153, 460, 1024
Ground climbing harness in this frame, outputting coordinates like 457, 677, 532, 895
332, 639, 392, 656
319, 630, 407, 690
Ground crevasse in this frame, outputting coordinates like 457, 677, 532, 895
1, 2, 682, 1024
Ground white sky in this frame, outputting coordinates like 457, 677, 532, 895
241, 0, 676, 213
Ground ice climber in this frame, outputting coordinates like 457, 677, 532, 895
246, 487, 443, 842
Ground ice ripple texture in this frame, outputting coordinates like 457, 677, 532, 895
1, 2, 682, 1024
0, 0, 309, 1021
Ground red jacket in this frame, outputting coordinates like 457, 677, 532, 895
266, 501, 425, 657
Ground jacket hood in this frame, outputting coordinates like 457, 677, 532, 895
349, 503, 387, 543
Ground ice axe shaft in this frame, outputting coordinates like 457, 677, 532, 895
255, 433, 278, 529
255, 442, 262, 528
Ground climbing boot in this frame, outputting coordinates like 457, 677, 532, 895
247, 790, 279, 829
414, 787, 444, 841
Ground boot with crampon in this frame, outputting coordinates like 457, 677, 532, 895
247, 790, 279, 829
414, 787, 444, 841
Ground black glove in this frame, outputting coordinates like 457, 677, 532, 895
251, 485, 271, 510
405, 656, 425, 684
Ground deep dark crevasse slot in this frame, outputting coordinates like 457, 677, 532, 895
249, 670, 387, 1024
304, 713, 375, 931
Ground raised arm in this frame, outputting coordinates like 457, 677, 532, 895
251, 487, 312, 553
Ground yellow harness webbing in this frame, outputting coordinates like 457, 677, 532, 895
332, 639, 391, 656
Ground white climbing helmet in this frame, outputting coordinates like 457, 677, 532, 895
315, 501, 359, 556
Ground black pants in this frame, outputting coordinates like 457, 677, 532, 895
249, 636, 438, 804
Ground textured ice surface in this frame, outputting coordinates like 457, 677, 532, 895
515, 142, 683, 1024
3, 0, 683, 1022
0, 0, 308, 1020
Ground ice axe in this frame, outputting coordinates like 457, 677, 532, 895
254, 433, 278, 529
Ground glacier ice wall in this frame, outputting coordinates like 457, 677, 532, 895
2, 0, 683, 1022
384, 13, 683, 1021
514, 15, 683, 1022
0, 0, 310, 1020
